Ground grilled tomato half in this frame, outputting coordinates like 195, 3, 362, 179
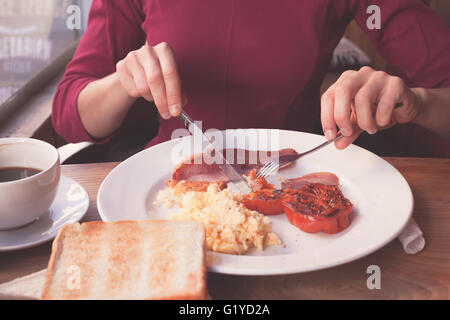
282, 184, 353, 234
242, 189, 284, 215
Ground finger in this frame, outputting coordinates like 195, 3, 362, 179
392, 93, 419, 124
376, 76, 405, 127
334, 127, 363, 150
333, 68, 372, 136
153, 42, 183, 117
125, 52, 154, 102
321, 87, 338, 140
116, 60, 140, 98
320, 71, 357, 140
137, 45, 170, 119
336, 70, 358, 83
354, 71, 386, 134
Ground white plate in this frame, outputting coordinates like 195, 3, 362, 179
97, 129, 413, 275
0, 176, 89, 252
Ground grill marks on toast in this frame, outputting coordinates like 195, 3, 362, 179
45, 223, 107, 299
145, 222, 178, 297
41, 220, 206, 300
103, 221, 144, 298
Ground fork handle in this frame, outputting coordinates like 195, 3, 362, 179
299, 132, 344, 157
307, 104, 402, 157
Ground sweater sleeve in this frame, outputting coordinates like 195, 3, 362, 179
52, 0, 146, 143
351, 0, 450, 88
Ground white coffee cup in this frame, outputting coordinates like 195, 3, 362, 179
0, 138, 60, 230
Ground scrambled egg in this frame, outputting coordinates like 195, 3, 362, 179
155, 183, 281, 255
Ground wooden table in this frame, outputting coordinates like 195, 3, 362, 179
1, 158, 449, 299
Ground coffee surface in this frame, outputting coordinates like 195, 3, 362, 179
0, 167, 41, 183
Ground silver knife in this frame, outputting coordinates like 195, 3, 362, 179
177, 111, 252, 194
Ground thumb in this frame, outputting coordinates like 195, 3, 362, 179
334, 127, 363, 150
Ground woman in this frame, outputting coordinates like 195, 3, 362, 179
52, 0, 450, 157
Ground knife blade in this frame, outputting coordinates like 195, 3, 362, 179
177, 111, 252, 194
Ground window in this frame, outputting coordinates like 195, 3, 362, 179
0, 0, 92, 106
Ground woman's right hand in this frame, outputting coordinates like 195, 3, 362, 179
116, 42, 185, 119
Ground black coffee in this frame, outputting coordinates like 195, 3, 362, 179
0, 167, 42, 183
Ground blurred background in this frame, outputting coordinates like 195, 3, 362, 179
0, 0, 449, 163
0, 0, 90, 104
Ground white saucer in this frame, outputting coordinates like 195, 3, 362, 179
0, 176, 89, 252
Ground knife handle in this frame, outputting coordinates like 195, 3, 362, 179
178, 111, 195, 130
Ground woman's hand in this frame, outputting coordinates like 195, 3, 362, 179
116, 42, 185, 119
321, 66, 422, 149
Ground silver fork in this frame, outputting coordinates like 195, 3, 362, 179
257, 101, 404, 179
256, 133, 344, 179
256, 102, 404, 179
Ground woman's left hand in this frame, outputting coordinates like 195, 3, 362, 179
321, 66, 422, 149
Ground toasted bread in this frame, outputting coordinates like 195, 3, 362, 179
41, 220, 206, 300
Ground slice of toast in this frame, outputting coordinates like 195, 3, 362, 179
41, 220, 206, 300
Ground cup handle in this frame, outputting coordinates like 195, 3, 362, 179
57, 142, 93, 164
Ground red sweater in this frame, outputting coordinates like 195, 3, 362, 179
52, 0, 450, 157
